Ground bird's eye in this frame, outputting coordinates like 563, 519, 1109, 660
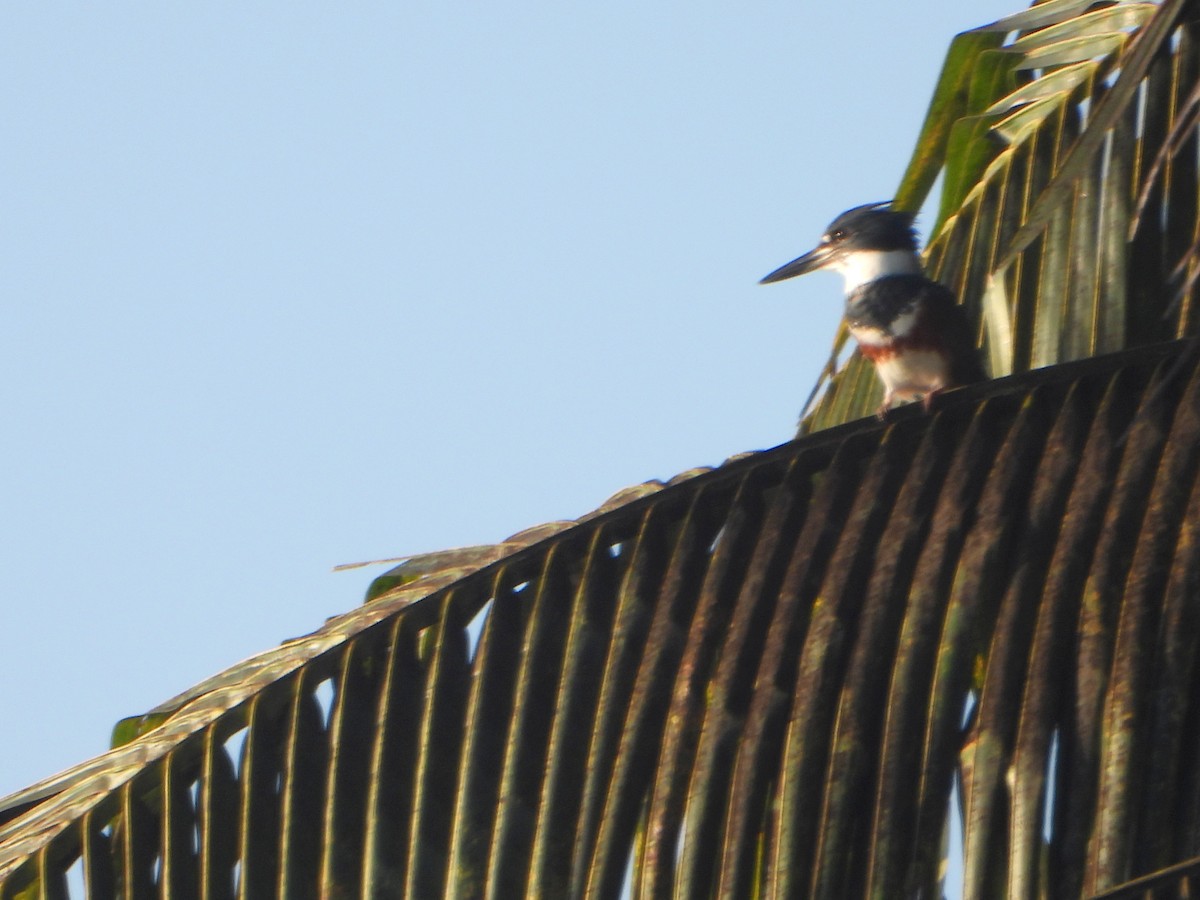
830, 229, 846, 242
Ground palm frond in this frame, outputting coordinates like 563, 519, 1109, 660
1, 339, 1198, 898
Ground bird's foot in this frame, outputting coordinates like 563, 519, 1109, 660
921, 389, 944, 413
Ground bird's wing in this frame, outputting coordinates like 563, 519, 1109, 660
920, 280, 988, 384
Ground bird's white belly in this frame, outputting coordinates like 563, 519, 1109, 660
874, 350, 950, 399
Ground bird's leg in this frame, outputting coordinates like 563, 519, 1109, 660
921, 388, 943, 413
876, 389, 895, 421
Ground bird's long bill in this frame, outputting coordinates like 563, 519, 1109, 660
759, 243, 834, 284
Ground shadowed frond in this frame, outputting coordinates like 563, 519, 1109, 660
1, 338, 1198, 898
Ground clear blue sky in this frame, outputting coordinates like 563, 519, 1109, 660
1, 1, 1016, 816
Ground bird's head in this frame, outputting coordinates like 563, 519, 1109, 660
760, 202, 919, 286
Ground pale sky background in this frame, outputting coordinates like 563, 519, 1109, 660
2, 0, 1017, 861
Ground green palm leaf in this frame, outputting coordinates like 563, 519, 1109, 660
802, 0, 1198, 432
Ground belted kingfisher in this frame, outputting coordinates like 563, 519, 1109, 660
760, 202, 985, 418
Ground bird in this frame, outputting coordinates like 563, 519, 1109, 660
760, 201, 985, 419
